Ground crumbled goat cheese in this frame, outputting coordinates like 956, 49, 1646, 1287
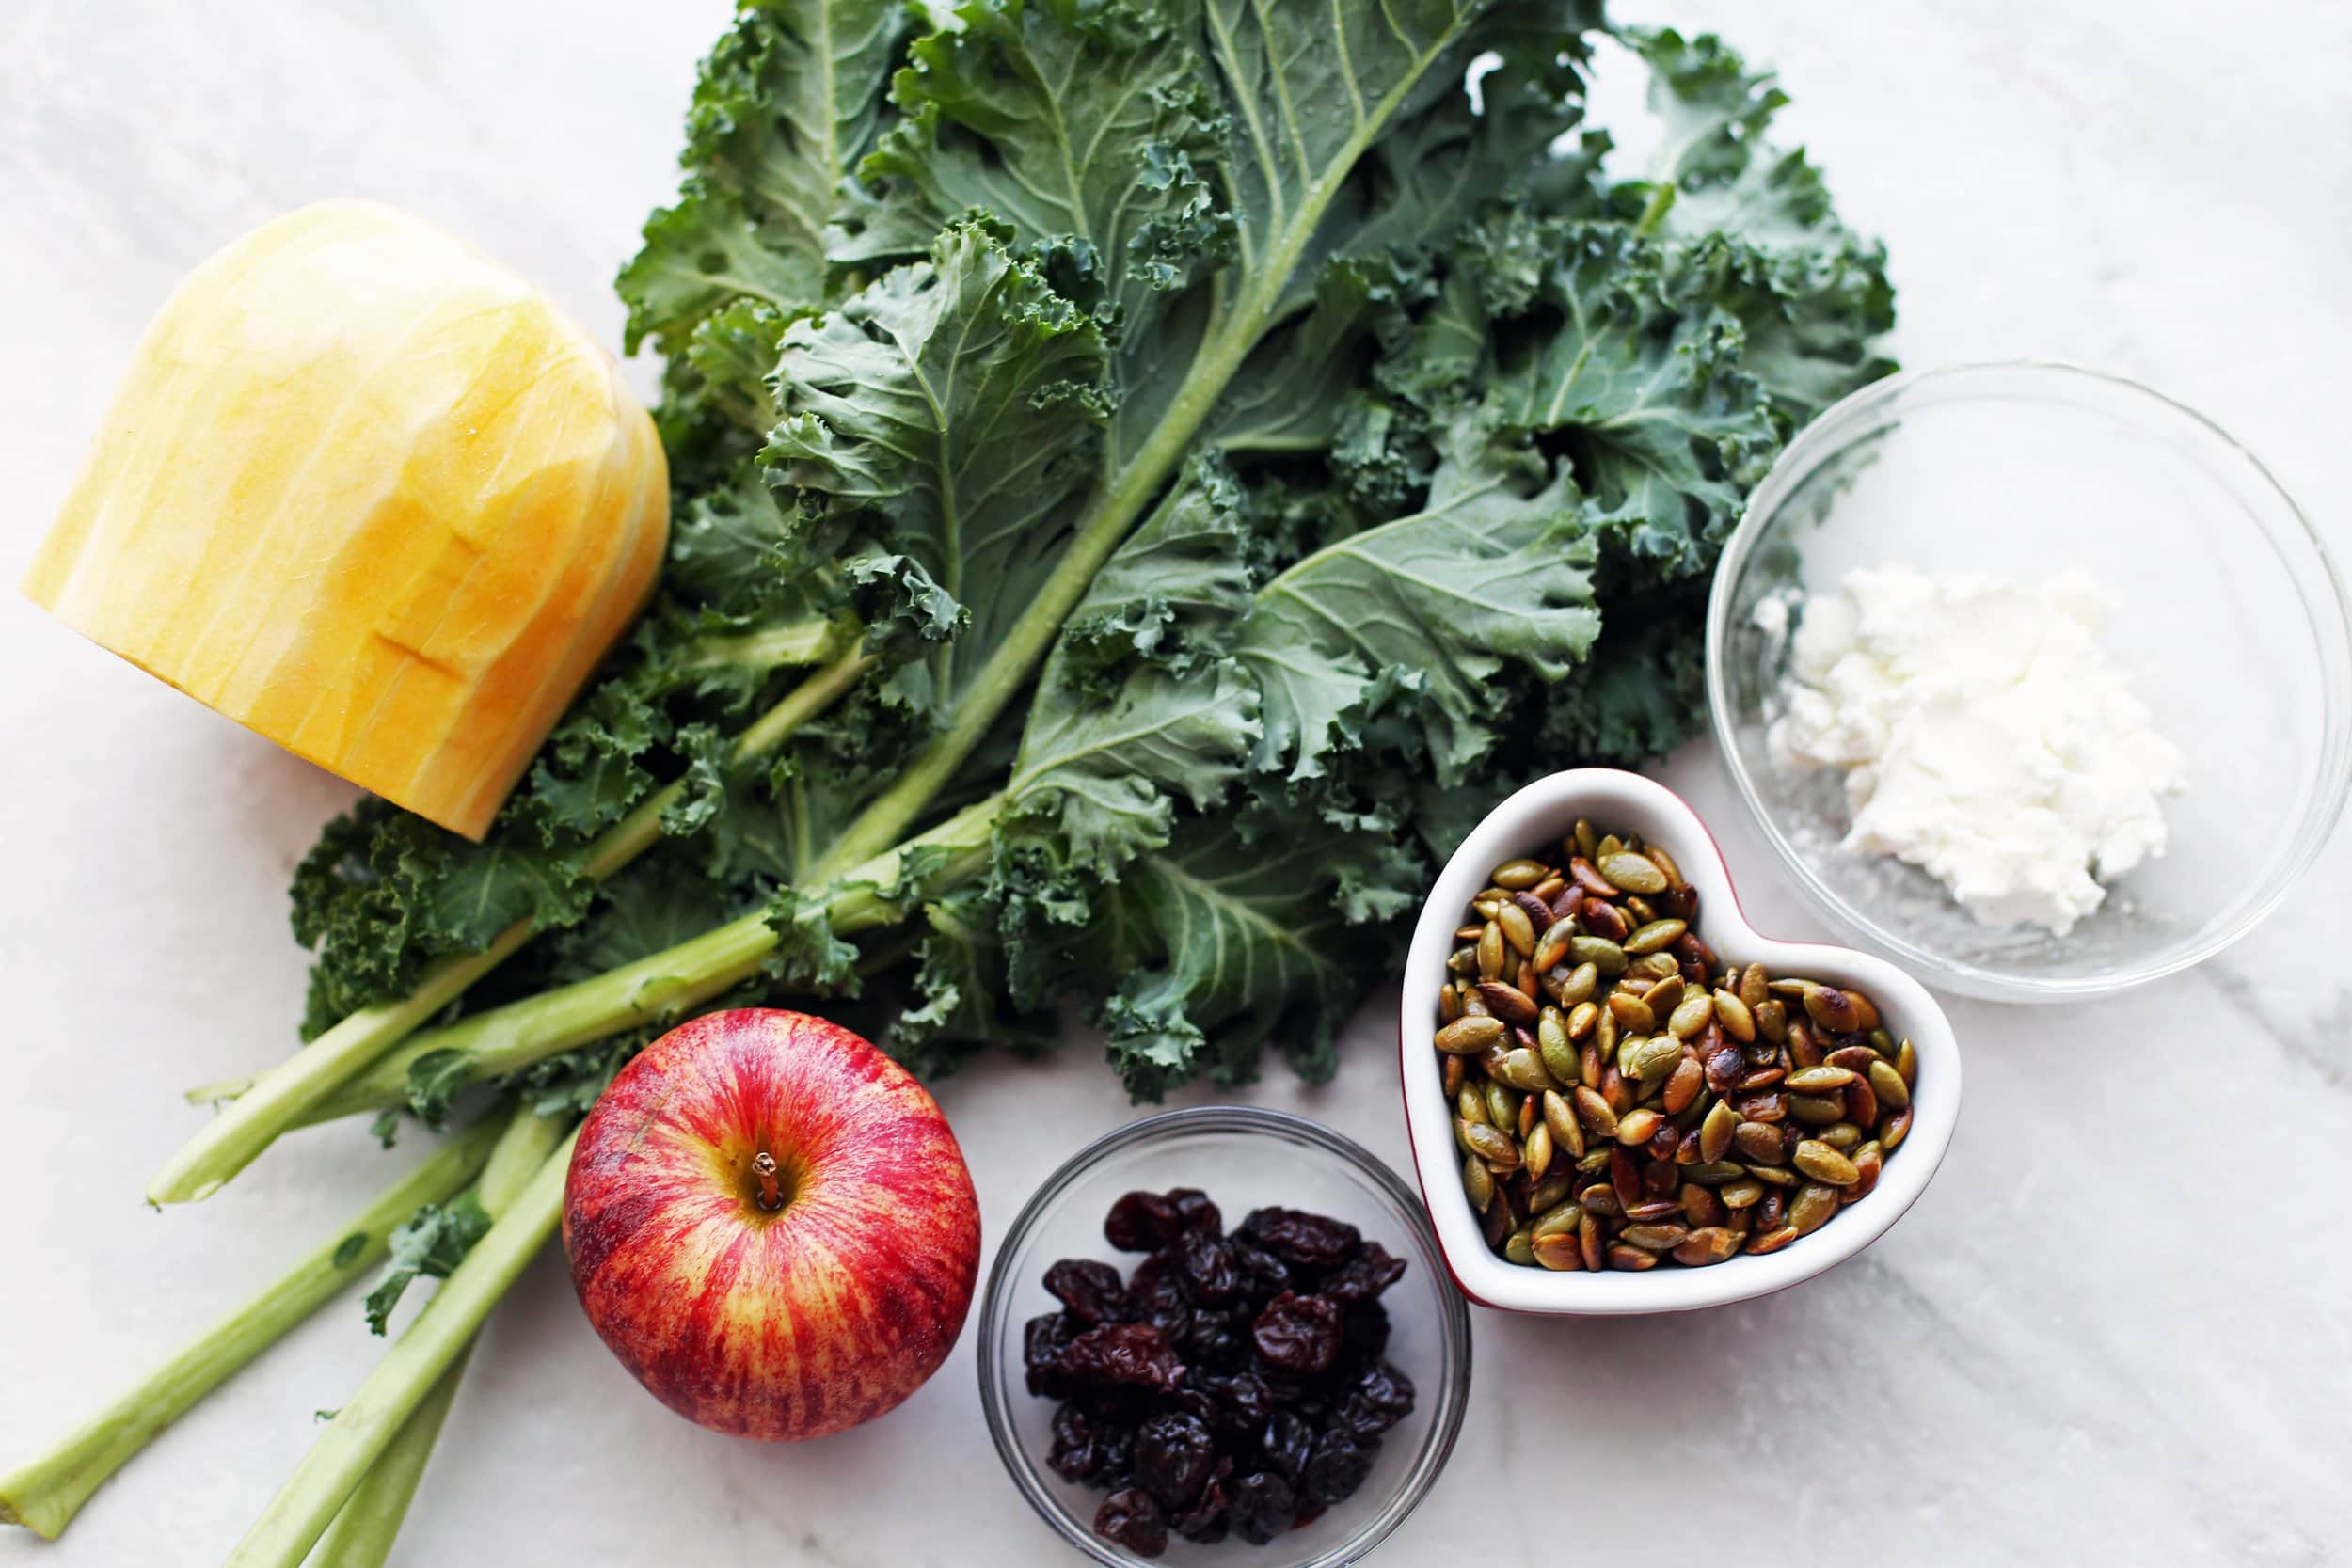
1763, 565, 2185, 936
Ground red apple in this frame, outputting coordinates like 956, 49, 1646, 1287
562, 1007, 980, 1440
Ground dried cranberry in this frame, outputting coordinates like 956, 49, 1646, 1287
1171, 1457, 1232, 1544
1048, 1402, 1101, 1482
1096, 1418, 1137, 1478
1105, 1191, 1184, 1252
1335, 1360, 1415, 1438
1181, 1308, 1250, 1373
1252, 1291, 1343, 1374
1122, 1252, 1192, 1339
1094, 1488, 1169, 1557
1060, 1322, 1184, 1393
1321, 1242, 1407, 1304
1044, 1259, 1128, 1324
1133, 1411, 1216, 1509
1202, 1370, 1272, 1435
1300, 1430, 1376, 1506
1258, 1408, 1313, 1483
1024, 1312, 1078, 1397
1230, 1239, 1294, 1302
1241, 1207, 1361, 1271
1228, 1470, 1295, 1546
1167, 1187, 1223, 1239
1175, 1229, 1240, 1306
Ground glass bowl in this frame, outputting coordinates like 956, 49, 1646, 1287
1707, 361, 2352, 1001
976, 1107, 1472, 1568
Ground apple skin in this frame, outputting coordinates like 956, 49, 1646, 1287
562, 1007, 980, 1441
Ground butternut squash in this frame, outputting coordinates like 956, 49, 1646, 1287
24, 200, 669, 839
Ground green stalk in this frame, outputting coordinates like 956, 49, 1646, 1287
221, 1129, 581, 1568
0, 1117, 503, 1540
306, 1106, 567, 1568
296, 797, 1005, 1125
305, 1352, 469, 1568
150, 647, 875, 1200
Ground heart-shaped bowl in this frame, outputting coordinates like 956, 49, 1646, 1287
1398, 768, 1961, 1314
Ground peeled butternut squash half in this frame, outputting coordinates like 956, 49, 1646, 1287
24, 200, 669, 839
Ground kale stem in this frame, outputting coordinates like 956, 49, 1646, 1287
220, 1128, 580, 1568
296, 796, 1005, 1123
304, 1101, 569, 1566
0, 1116, 503, 1540
151, 647, 875, 1200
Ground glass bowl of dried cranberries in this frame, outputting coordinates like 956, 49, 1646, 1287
977, 1106, 1473, 1566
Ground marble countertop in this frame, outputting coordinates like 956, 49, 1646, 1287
3, 2, 2347, 1564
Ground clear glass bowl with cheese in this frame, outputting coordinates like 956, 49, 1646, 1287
1706, 361, 2352, 1001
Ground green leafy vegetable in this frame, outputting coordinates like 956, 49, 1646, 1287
255, 5, 1891, 1132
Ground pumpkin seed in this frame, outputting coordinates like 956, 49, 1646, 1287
1524, 1121, 1555, 1182
1526, 1172, 1574, 1215
1607, 991, 1656, 1034
1477, 921, 1504, 981
1615, 1108, 1663, 1147
1433, 821, 1916, 1274
1792, 1140, 1859, 1185
1619, 1222, 1689, 1251
1788, 1183, 1839, 1235
1698, 1101, 1738, 1164
1625, 918, 1688, 955
1667, 991, 1715, 1038
1572, 1085, 1619, 1139
1462, 1156, 1495, 1212
1672, 1227, 1740, 1266
1572, 935, 1629, 976
1571, 1184, 1628, 1222
1532, 1231, 1581, 1270
1626, 1035, 1683, 1090
1661, 1054, 1706, 1115
1434, 1016, 1504, 1054
1541, 1090, 1585, 1160
1788, 1093, 1846, 1127
1841, 1142, 1884, 1205
1491, 857, 1549, 890
1803, 984, 1862, 1032
1496, 901, 1536, 958
1598, 851, 1668, 895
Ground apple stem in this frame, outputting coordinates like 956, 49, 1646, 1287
751, 1151, 784, 1212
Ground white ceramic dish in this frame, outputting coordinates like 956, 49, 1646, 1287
1396, 768, 1961, 1315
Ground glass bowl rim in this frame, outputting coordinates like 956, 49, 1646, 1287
975, 1104, 1476, 1568
1704, 358, 2352, 1000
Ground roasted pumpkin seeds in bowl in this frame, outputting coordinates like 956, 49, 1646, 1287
1398, 768, 1960, 1315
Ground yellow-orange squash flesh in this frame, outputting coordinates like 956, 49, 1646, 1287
24, 200, 669, 839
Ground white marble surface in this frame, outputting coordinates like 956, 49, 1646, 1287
4, 2, 2349, 1564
